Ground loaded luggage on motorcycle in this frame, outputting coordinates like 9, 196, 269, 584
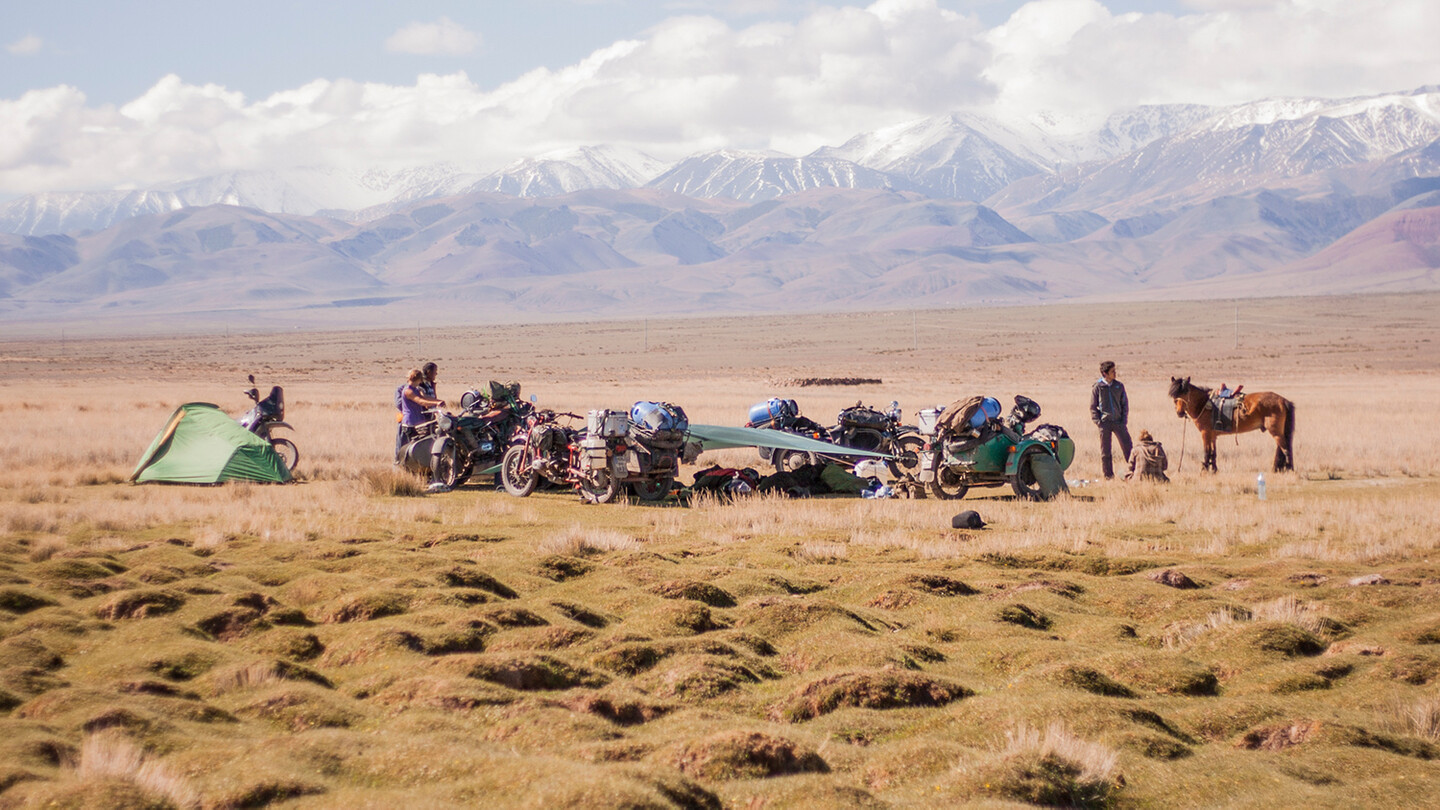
837, 405, 889, 430
747, 398, 799, 428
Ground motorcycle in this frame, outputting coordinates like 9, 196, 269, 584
500, 407, 583, 497
755, 398, 923, 478
574, 402, 701, 504
399, 381, 532, 489
239, 374, 298, 472
916, 395, 1075, 501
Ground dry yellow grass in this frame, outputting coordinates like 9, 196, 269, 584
2, 292, 1440, 808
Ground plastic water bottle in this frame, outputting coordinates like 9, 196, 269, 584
1257, 473, 1267, 500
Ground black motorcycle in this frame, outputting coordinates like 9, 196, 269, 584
238, 374, 298, 472
763, 400, 922, 478
400, 382, 531, 489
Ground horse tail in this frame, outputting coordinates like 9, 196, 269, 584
1283, 399, 1296, 470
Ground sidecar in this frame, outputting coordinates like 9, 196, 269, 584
917, 396, 1074, 501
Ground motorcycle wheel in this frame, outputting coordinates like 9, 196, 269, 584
773, 449, 815, 474
631, 477, 674, 501
432, 444, 460, 489
1010, 446, 1050, 501
454, 458, 474, 487
886, 435, 925, 478
928, 466, 970, 500
500, 446, 538, 497
270, 438, 299, 472
579, 470, 621, 504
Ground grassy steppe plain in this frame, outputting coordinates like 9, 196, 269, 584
2, 293, 1439, 808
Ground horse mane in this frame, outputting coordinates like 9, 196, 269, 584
1168, 377, 1211, 398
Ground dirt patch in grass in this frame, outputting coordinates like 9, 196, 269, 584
1099, 653, 1220, 697
466, 654, 609, 691
1052, 665, 1136, 698
482, 606, 549, 628
229, 684, 362, 731
93, 589, 185, 620
996, 603, 1052, 630
660, 730, 828, 780
437, 565, 518, 598
771, 670, 971, 722
1234, 720, 1322, 750
0, 588, 58, 614
903, 573, 977, 596
652, 580, 736, 607
318, 590, 410, 623
563, 690, 675, 725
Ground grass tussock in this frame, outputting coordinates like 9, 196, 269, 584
73, 732, 199, 809
356, 465, 427, 497
969, 723, 1121, 808
539, 525, 642, 556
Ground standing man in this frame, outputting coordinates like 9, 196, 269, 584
1090, 360, 1132, 479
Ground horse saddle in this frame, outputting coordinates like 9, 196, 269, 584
1208, 393, 1244, 432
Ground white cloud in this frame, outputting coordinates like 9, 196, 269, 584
2, 0, 1439, 195
6, 34, 43, 56
384, 17, 481, 56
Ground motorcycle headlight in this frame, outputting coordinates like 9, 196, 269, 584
437, 414, 452, 432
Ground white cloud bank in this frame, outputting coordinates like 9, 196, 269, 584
6, 34, 43, 56
384, 17, 481, 56
2, 0, 1437, 195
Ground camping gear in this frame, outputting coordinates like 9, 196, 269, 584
747, 398, 799, 428
237, 374, 298, 472
132, 403, 291, 484
917, 395, 1075, 501
500, 408, 583, 497
952, 511, 985, 529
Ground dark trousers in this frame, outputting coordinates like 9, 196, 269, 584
1098, 423, 1133, 479
396, 424, 416, 462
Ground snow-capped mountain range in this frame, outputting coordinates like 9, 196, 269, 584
2, 86, 1438, 325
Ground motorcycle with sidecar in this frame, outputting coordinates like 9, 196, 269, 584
916, 395, 1075, 501
398, 381, 532, 489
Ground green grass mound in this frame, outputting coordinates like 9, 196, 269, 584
771, 671, 971, 722
652, 580, 737, 607
660, 730, 828, 781
465, 653, 609, 691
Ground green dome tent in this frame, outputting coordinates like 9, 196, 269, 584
131, 403, 291, 484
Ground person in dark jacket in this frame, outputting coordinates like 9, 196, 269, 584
1126, 429, 1169, 482
1090, 360, 1132, 479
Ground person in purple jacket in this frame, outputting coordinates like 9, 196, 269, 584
396, 368, 444, 462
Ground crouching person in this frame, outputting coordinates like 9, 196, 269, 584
1126, 429, 1169, 482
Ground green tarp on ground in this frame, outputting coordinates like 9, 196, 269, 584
131, 402, 291, 484
687, 424, 892, 458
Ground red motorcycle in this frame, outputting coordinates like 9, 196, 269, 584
499, 408, 582, 497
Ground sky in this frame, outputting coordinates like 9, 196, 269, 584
2, 0, 1437, 197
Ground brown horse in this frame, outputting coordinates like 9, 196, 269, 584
1168, 377, 1295, 473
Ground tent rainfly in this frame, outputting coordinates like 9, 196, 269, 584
131, 402, 291, 484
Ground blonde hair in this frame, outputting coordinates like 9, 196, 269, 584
1139, 429, 1153, 442
407, 368, 424, 385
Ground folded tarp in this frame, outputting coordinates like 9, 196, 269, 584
686, 424, 892, 459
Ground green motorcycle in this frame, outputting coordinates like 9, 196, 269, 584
916, 395, 1075, 501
